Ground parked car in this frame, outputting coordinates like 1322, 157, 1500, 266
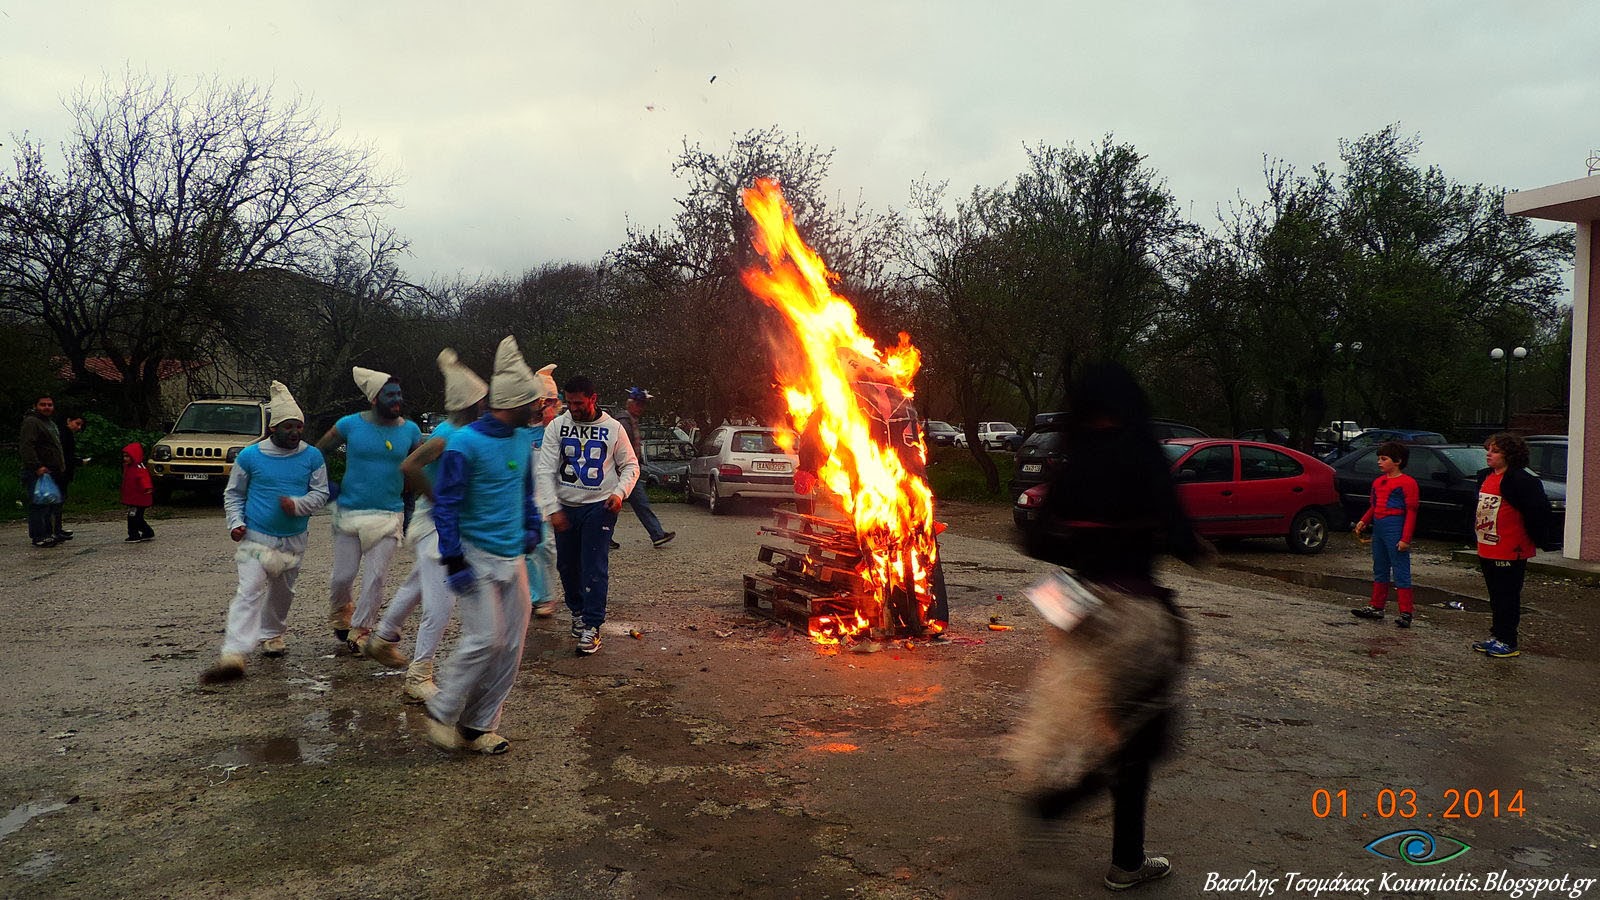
1151, 418, 1207, 440
1322, 428, 1446, 463
1237, 427, 1290, 445
1525, 435, 1568, 482
924, 420, 961, 447
148, 396, 269, 502
1009, 414, 1070, 496
641, 439, 696, 492
1016, 438, 1341, 554
684, 426, 799, 515
1330, 444, 1565, 541
952, 421, 1018, 451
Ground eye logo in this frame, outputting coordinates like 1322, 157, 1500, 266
1364, 830, 1471, 866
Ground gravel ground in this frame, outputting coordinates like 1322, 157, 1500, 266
1, 499, 1596, 898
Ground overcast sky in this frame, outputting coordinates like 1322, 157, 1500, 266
3, 2, 1596, 284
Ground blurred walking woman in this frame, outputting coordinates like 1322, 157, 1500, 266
1012, 362, 1210, 892
1472, 432, 1556, 659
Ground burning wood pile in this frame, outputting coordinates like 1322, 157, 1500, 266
736, 180, 944, 644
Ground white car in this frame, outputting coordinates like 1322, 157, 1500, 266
952, 421, 1019, 451
684, 425, 800, 515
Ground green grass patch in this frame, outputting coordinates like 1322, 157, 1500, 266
1, 451, 136, 522
924, 447, 1013, 504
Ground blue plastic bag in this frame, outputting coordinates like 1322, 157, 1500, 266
32, 473, 63, 505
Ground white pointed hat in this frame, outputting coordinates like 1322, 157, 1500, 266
352, 366, 392, 404
437, 349, 488, 412
267, 380, 305, 426
489, 336, 538, 409
534, 363, 558, 402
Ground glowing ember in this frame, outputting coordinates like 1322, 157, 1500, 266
740, 178, 941, 643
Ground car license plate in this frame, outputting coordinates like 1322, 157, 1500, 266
753, 460, 788, 473
1022, 463, 1042, 473
183, 473, 210, 481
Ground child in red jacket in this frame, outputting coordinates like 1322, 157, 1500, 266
1350, 442, 1419, 627
122, 442, 156, 542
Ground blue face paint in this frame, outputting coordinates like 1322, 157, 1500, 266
376, 382, 404, 419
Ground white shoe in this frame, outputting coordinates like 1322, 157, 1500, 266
423, 714, 462, 751
462, 732, 510, 754
260, 636, 288, 658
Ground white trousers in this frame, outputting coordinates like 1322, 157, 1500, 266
222, 554, 303, 655
426, 547, 531, 733
376, 528, 456, 662
328, 530, 399, 631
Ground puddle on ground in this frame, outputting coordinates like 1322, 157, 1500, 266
211, 737, 335, 767
0, 801, 69, 842
1221, 564, 1483, 608
1508, 847, 1556, 867
16, 849, 59, 877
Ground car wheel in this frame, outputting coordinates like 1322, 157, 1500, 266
1287, 508, 1329, 554
707, 477, 726, 515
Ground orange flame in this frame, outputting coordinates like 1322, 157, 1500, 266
741, 178, 941, 642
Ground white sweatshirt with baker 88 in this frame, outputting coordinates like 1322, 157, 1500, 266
535, 411, 640, 517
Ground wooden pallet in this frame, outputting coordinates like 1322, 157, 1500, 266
742, 573, 856, 629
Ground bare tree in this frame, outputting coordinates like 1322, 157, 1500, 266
0, 70, 400, 424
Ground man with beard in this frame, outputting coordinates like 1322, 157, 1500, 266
422, 336, 543, 754
316, 366, 423, 653
536, 376, 639, 656
201, 382, 330, 683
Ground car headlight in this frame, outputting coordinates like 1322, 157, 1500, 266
152, 445, 172, 461
226, 447, 242, 463
1551, 499, 1566, 512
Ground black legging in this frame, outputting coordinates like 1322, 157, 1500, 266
1481, 558, 1526, 646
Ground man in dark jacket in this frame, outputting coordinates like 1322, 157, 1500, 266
19, 395, 66, 548
54, 412, 85, 540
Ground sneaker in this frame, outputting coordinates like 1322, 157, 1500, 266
358, 633, 409, 668
1395, 613, 1413, 629
533, 600, 557, 619
53, 531, 74, 541
32, 539, 58, 549
199, 652, 247, 684
423, 714, 463, 751
1351, 606, 1385, 620
1482, 638, 1520, 658
609, 540, 621, 550
570, 618, 585, 638
652, 531, 676, 548
137, 534, 155, 542
124, 536, 143, 543
1105, 856, 1172, 891
576, 626, 602, 655
260, 636, 288, 657
462, 732, 510, 755
1471, 639, 1493, 653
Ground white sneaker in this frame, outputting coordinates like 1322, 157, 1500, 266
462, 732, 510, 754
1105, 856, 1171, 891
260, 636, 288, 657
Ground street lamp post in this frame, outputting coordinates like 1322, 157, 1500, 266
1489, 346, 1528, 429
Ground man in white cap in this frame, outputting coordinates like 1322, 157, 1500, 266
201, 382, 330, 683
423, 336, 543, 754
360, 349, 488, 700
315, 366, 424, 653
536, 375, 639, 656
525, 364, 562, 618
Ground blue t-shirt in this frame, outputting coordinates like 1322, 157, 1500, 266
336, 413, 421, 512
434, 415, 539, 558
236, 443, 326, 537
425, 421, 459, 486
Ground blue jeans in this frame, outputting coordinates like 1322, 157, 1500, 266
624, 479, 666, 542
1371, 516, 1411, 588
554, 502, 618, 627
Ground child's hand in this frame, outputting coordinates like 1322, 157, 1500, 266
1352, 521, 1364, 534
1397, 540, 1410, 551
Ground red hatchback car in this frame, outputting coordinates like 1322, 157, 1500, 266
1014, 438, 1342, 554
1162, 438, 1341, 553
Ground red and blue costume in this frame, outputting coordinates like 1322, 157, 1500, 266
1359, 473, 1419, 613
